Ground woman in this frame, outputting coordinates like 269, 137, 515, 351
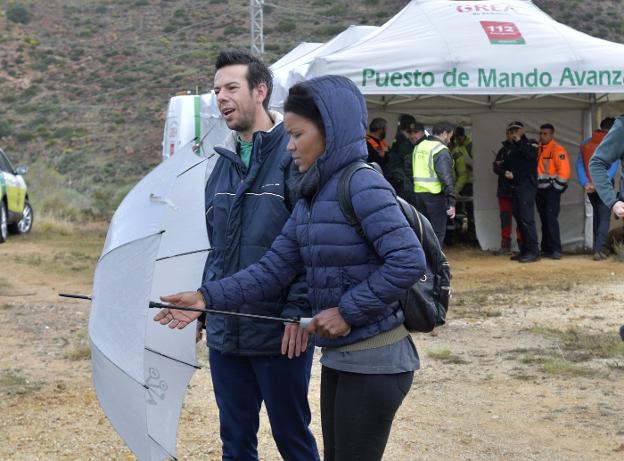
155, 75, 426, 461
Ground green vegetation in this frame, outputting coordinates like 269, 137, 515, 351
7, 5, 32, 25
0, 369, 42, 396
427, 348, 469, 364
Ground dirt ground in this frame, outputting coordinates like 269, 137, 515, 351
1, 225, 623, 461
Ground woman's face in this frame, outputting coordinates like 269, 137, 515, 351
284, 112, 326, 173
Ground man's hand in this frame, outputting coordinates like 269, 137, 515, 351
504, 170, 514, 180
281, 324, 309, 359
447, 206, 456, 219
612, 200, 624, 218
584, 183, 596, 193
154, 291, 206, 330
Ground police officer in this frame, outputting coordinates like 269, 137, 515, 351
536, 123, 571, 259
411, 121, 456, 244
386, 114, 426, 199
503, 121, 540, 263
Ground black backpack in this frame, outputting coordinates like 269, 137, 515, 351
338, 162, 451, 333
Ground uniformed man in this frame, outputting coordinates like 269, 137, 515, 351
366, 117, 389, 168
536, 123, 571, 260
411, 121, 456, 244
503, 121, 540, 263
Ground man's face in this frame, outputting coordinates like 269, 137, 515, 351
539, 128, 554, 144
407, 130, 424, 144
439, 130, 453, 146
509, 127, 523, 142
380, 127, 387, 140
214, 64, 260, 133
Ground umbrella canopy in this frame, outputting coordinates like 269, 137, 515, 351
89, 142, 212, 460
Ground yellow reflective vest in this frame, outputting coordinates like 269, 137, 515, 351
412, 139, 447, 193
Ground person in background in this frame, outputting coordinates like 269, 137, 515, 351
492, 128, 522, 255
577, 117, 617, 260
589, 114, 624, 342
366, 117, 389, 168
536, 123, 571, 260
155, 75, 426, 461
386, 114, 425, 199
193, 49, 319, 461
449, 126, 473, 197
411, 121, 456, 244
503, 121, 540, 263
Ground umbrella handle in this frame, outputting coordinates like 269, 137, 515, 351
297, 317, 351, 337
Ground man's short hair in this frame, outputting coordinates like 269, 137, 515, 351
600, 117, 616, 131
540, 123, 555, 133
215, 49, 273, 110
432, 121, 455, 136
369, 117, 387, 133
454, 126, 466, 137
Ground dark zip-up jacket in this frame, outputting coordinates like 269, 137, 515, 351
493, 140, 514, 197
202, 113, 310, 355
503, 135, 538, 188
199, 76, 426, 349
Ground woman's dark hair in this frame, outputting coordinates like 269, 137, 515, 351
284, 83, 325, 137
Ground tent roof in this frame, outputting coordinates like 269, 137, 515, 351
294, 0, 624, 109
270, 42, 323, 71
269, 25, 379, 108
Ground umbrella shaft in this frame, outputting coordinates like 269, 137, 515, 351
149, 301, 301, 325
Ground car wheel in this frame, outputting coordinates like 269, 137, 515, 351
0, 202, 7, 243
10, 200, 33, 234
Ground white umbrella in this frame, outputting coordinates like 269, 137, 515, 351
89, 142, 212, 460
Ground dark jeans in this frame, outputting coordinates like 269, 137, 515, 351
209, 348, 319, 461
320, 366, 414, 461
512, 183, 539, 255
413, 192, 448, 244
588, 192, 611, 253
536, 187, 562, 254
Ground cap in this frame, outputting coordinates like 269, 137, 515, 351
407, 122, 425, 133
507, 121, 524, 129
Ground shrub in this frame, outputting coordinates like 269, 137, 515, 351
0, 119, 11, 138
277, 19, 296, 33
7, 5, 32, 25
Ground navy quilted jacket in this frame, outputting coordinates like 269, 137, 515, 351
199, 76, 426, 348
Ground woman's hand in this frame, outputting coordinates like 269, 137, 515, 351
306, 307, 350, 339
281, 324, 309, 358
153, 291, 206, 329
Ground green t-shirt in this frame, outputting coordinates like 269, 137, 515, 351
237, 136, 253, 168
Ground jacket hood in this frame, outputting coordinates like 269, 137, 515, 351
297, 76, 368, 188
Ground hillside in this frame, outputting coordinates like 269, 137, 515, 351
0, 0, 623, 219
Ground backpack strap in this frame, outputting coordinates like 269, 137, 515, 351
338, 161, 423, 244
338, 162, 377, 239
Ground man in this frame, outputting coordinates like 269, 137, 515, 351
448, 126, 475, 244
589, 114, 624, 342
492, 128, 522, 255
449, 126, 473, 197
503, 121, 540, 263
411, 121, 456, 243
536, 123, 571, 259
577, 117, 617, 260
386, 114, 426, 199
366, 117, 389, 168
159, 50, 319, 461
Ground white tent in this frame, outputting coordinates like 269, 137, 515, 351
269, 25, 379, 109
278, 0, 624, 250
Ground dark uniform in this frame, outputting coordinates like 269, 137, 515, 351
503, 135, 539, 261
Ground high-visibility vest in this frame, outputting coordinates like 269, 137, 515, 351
412, 139, 447, 193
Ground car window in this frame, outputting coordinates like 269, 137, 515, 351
0, 150, 13, 173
